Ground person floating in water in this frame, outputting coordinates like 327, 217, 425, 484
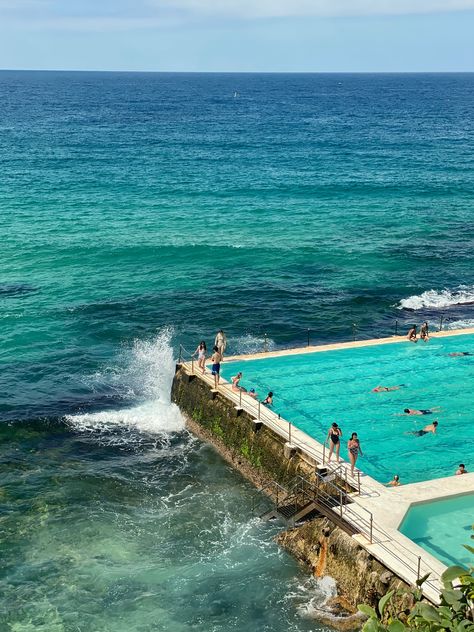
456, 463, 467, 475
407, 325, 417, 343
262, 391, 273, 406
403, 407, 440, 415
449, 352, 473, 357
215, 329, 227, 358
372, 385, 404, 392
408, 421, 438, 436
231, 371, 244, 392
347, 432, 363, 476
326, 422, 343, 464
210, 346, 222, 389
420, 321, 429, 342
387, 475, 401, 487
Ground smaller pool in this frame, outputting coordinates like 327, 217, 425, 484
399, 493, 474, 568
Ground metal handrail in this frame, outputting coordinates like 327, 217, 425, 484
294, 475, 442, 593
178, 359, 442, 595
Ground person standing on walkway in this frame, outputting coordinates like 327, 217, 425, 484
420, 321, 429, 342
326, 422, 343, 464
347, 432, 363, 476
210, 346, 223, 389
193, 340, 207, 374
215, 329, 227, 358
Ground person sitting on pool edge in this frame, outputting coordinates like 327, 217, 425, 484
456, 464, 467, 475
387, 475, 401, 487
404, 407, 440, 415
407, 325, 417, 343
407, 421, 438, 436
231, 372, 244, 392
420, 321, 429, 342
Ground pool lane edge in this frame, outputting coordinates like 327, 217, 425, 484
224, 327, 474, 363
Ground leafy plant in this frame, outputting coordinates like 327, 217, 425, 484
358, 527, 474, 632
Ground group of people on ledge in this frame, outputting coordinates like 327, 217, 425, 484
407, 321, 430, 342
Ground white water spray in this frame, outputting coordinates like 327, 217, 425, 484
66, 328, 184, 435
398, 285, 474, 310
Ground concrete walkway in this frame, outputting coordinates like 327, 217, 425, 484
178, 328, 474, 604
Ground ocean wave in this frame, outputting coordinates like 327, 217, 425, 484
66, 328, 184, 436
443, 319, 474, 330
228, 334, 276, 355
398, 286, 474, 310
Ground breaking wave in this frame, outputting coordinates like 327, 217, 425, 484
66, 328, 184, 436
398, 286, 474, 310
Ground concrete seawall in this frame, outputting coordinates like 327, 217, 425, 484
171, 366, 415, 615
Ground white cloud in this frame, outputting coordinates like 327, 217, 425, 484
149, 0, 474, 19
1, 0, 474, 31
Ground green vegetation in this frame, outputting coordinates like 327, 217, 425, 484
359, 531, 474, 632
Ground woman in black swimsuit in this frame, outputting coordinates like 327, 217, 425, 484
326, 422, 343, 463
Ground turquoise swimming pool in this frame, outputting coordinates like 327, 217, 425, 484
221, 334, 474, 484
399, 494, 474, 568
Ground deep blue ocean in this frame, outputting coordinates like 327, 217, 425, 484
1, 71, 474, 631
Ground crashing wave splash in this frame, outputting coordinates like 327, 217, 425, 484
398, 286, 474, 311
66, 328, 184, 436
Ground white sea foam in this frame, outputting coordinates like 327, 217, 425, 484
288, 576, 338, 618
398, 286, 474, 310
228, 334, 276, 355
443, 318, 474, 330
66, 328, 184, 435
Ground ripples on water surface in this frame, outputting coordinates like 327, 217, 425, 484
1, 72, 474, 629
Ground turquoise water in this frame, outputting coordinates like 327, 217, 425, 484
399, 494, 474, 568
222, 334, 474, 484
1, 71, 474, 629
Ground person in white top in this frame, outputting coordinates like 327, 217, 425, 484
215, 329, 227, 357
193, 340, 207, 374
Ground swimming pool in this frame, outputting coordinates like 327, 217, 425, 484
221, 334, 474, 484
399, 493, 474, 568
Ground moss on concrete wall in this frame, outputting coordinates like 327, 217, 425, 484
172, 368, 315, 487
172, 367, 415, 616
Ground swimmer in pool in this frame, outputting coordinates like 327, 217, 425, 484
449, 352, 473, 357
403, 407, 440, 415
455, 464, 467, 475
407, 325, 418, 343
372, 385, 404, 392
248, 388, 258, 399
387, 475, 401, 487
262, 391, 273, 406
408, 421, 438, 436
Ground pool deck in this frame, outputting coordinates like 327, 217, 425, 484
224, 326, 474, 362
181, 328, 474, 604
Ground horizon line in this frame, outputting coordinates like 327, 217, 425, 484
1, 68, 474, 74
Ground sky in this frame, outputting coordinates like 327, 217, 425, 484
0, 0, 474, 71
